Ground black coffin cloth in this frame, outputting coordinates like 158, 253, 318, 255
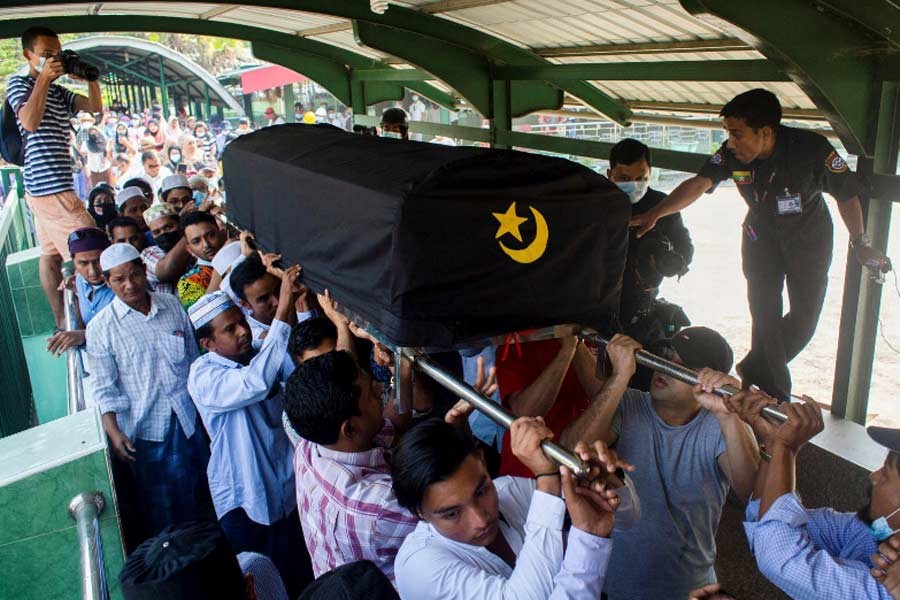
223, 124, 630, 348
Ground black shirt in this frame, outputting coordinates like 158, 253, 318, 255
697, 125, 861, 243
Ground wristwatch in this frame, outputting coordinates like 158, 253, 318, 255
850, 233, 871, 249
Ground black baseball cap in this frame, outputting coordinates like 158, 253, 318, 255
661, 326, 734, 374
867, 427, 900, 453
119, 521, 245, 600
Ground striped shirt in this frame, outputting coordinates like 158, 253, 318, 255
84, 292, 200, 442
292, 418, 418, 585
6, 75, 77, 196
743, 494, 888, 599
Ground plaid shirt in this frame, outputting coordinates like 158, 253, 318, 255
744, 493, 888, 599
140, 245, 176, 296
293, 418, 417, 585
84, 292, 199, 442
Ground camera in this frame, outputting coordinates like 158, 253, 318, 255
634, 229, 687, 281
58, 50, 99, 82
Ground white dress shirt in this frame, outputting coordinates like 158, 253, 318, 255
188, 319, 296, 525
395, 475, 638, 600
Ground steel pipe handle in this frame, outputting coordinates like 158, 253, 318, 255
68, 491, 109, 600
405, 352, 590, 477
584, 332, 789, 423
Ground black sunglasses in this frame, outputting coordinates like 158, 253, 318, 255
68, 228, 108, 245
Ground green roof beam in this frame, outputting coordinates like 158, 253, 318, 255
351, 68, 431, 82
494, 60, 790, 82
680, 0, 883, 155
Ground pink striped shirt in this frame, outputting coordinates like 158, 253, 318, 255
293, 419, 418, 585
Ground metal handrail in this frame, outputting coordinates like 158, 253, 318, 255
62, 265, 87, 414
68, 491, 109, 600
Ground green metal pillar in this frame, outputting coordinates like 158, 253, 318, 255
490, 79, 512, 150
243, 93, 254, 123
350, 80, 366, 127
217, 105, 224, 119
194, 101, 204, 121
283, 83, 296, 123
158, 57, 170, 119
204, 83, 212, 121
832, 81, 900, 424
125, 83, 133, 113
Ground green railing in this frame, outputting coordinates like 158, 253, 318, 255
0, 166, 38, 437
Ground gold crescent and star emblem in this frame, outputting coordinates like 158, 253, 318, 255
492, 201, 549, 264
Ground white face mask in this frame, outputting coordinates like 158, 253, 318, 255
34, 56, 47, 73
614, 180, 650, 204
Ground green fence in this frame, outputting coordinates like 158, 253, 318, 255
0, 167, 38, 437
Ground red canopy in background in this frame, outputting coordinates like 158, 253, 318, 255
240, 65, 308, 95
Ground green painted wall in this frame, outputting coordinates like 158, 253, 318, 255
6, 248, 69, 424
0, 408, 125, 599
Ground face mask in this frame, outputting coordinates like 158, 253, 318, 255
154, 231, 182, 254
193, 190, 207, 206
90, 202, 117, 228
170, 153, 182, 164
382, 131, 403, 140
614, 180, 650, 204
870, 505, 900, 541
34, 56, 47, 73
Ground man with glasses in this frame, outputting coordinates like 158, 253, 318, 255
7, 26, 102, 331
159, 174, 195, 215
138, 150, 172, 196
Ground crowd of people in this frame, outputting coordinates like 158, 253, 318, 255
8, 25, 900, 600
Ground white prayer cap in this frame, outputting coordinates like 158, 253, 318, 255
100, 242, 140, 272
116, 186, 145, 209
188, 291, 236, 329
211, 241, 243, 276
160, 174, 191, 196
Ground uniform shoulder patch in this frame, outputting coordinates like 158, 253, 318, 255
826, 150, 849, 174
710, 151, 723, 165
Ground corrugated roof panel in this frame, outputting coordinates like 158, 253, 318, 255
443, 0, 730, 47
309, 31, 393, 61
549, 50, 764, 63
590, 80, 816, 109
0, 4, 88, 19
213, 7, 346, 31
97, 2, 210, 17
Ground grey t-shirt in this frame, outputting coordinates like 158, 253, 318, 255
603, 388, 729, 600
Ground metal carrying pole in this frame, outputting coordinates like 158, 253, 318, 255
68, 491, 109, 600
405, 352, 591, 477
582, 331, 789, 423
62, 266, 86, 414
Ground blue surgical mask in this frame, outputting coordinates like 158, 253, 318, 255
193, 190, 207, 206
614, 180, 650, 204
869, 506, 900, 541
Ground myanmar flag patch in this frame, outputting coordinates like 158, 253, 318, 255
732, 170, 753, 184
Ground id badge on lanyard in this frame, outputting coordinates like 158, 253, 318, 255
776, 188, 802, 216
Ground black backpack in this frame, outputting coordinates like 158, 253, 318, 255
1, 95, 27, 166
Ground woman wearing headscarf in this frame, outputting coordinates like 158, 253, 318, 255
143, 119, 167, 151
113, 122, 136, 158
80, 125, 112, 186
87, 183, 118, 230
164, 115, 182, 141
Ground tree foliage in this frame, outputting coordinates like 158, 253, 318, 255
0, 33, 251, 97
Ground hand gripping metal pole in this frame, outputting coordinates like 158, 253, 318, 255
582, 331, 789, 423
62, 265, 86, 414
68, 491, 109, 600
404, 351, 591, 477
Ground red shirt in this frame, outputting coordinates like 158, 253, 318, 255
497, 339, 590, 477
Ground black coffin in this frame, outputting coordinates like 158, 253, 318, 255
222, 124, 630, 348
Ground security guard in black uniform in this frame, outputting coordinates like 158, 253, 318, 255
631, 89, 890, 401
607, 138, 694, 343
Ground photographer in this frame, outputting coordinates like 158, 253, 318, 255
7, 26, 102, 330
608, 139, 693, 343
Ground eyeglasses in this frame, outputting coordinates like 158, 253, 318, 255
68, 228, 108, 245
